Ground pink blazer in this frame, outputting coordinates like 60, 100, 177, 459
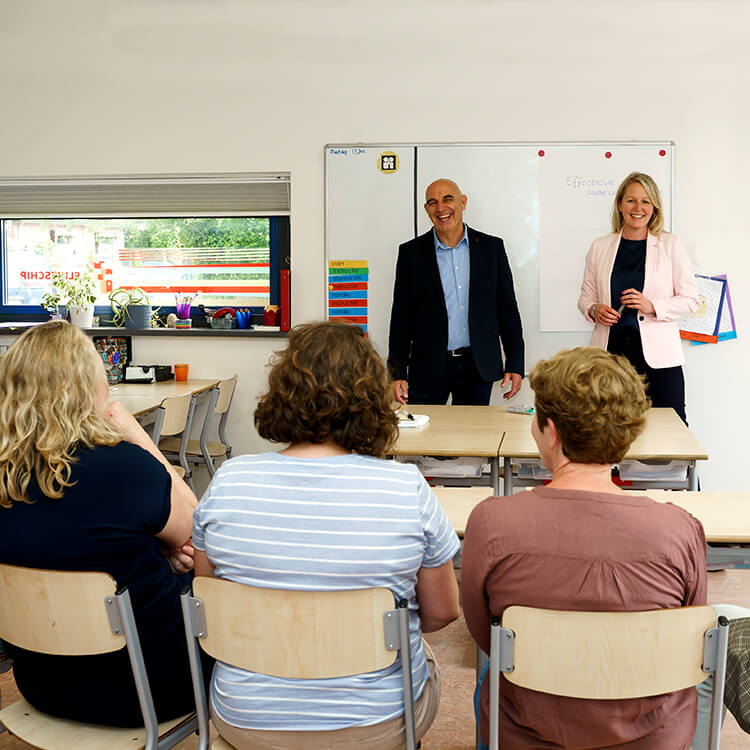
577, 232, 699, 368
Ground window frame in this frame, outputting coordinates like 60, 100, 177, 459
0, 173, 291, 324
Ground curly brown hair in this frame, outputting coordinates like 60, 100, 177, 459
530, 347, 650, 465
254, 321, 398, 457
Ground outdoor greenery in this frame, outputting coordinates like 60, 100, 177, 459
122, 218, 269, 248
27, 217, 269, 250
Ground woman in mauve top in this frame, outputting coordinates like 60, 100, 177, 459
462, 347, 707, 750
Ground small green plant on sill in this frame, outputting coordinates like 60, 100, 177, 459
40, 289, 62, 314
108, 287, 164, 328
41, 270, 97, 311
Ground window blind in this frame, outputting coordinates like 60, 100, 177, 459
0, 173, 290, 217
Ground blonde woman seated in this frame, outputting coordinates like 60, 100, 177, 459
0, 321, 202, 726
193, 321, 461, 750
462, 347, 707, 750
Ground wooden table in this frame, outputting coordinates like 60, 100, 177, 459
110, 378, 220, 417
392, 406, 509, 494
435, 487, 750, 545
499, 407, 708, 494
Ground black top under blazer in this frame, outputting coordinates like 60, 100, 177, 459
387, 226, 525, 389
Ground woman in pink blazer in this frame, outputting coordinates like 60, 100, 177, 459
578, 172, 698, 422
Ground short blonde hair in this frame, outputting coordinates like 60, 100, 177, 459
0, 321, 121, 508
611, 172, 665, 236
530, 347, 650, 465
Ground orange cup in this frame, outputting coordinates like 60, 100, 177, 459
174, 363, 189, 382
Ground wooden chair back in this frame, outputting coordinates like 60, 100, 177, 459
192, 577, 397, 678
0, 564, 199, 749
0, 564, 122, 656
158, 392, 193, 437
502, 604, 717, 698
214, 376, 237, 415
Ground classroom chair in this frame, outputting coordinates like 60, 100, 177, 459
486, 605, 729, 750
181, 578, 419, 750
160, 375, 237, 478
0, 563, 198, 750
152, 392, 198, 488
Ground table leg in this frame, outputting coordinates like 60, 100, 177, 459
490, 458, 500, 495
688, 463, 698, 491
503, 457, 513, 496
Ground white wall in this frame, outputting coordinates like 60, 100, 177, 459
1, 0, 748, 489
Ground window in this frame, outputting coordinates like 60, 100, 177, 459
0, 174, 290, 317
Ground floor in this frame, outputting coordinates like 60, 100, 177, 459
1, 569, 748, 749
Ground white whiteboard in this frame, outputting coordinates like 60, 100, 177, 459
325, 142, 674, 373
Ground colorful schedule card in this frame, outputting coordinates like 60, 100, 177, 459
328, 260, 368, 332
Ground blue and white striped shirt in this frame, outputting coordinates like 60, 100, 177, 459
192, 452, 459, 731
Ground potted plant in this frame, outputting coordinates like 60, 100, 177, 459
40, 289, 66, 320
109, 287, 159, 329
42, 270, 98, 327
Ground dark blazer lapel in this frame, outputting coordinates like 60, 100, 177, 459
466, 225, 484, 306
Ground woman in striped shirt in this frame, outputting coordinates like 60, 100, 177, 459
193, 320, 460, 749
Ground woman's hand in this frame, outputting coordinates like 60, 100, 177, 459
620, 288, 655, 315
590, 303, 621, 327
103, 400, 153, 451
164, 541, 195, 574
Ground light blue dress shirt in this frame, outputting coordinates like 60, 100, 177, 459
434, 225, 470, 350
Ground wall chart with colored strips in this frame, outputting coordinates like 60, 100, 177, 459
328, 260, 368, 332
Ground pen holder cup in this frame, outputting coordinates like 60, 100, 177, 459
176, 303, 192, 320
236, 310, 252, 329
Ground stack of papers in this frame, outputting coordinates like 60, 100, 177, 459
398, 456, 487, 478
397, 413, 430, 429
511, 458, 553, 480
617, 460, 688, 482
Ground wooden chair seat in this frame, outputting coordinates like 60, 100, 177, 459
161, 377, 237, 479
0, 697, 194, 750
173, 465, 186, 478
159, 437, 227, 459
211, 737, 233, 749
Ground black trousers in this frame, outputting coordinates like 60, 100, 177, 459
607, 326, 687, 424
409, 349, 493, 406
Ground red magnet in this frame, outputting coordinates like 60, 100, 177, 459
538, 149, 545, 157
605, 151, 612, 159
659, 149, 666, 156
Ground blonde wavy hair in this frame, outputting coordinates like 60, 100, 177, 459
611, 171, 666, 236
0, 321, 121, 508
530, 347, 650, 465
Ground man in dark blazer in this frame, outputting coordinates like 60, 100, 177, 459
388, 178, 524, 406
